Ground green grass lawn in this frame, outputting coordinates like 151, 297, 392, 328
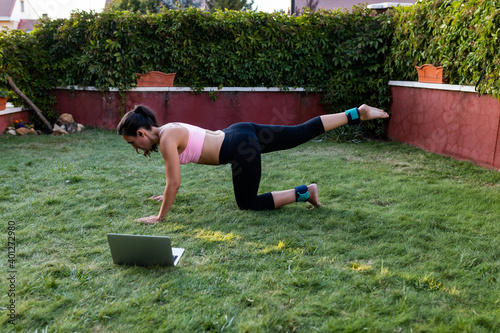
1, 129, 499, 332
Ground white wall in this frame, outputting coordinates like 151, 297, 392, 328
22, 0, 106, 20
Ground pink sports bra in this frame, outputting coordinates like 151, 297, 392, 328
159, 123, 206, 164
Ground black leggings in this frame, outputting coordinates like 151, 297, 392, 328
218, 117, 325, 210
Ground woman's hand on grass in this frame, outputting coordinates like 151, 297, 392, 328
149, 195, 163, 202
135, 215, 162, 224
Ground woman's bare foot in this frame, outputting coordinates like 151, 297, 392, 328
307, 184, 321, 207
358, 104, 389, 121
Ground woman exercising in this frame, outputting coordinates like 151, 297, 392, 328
117, 104, 389, 224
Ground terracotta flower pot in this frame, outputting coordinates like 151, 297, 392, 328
415, 64, 444, 84
0, 97, 7, 111
136, 71, 176, 87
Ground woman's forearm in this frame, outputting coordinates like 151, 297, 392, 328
157, 183, 179, 220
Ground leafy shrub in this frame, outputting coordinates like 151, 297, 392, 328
0, 29, 57, 125
321, 5, 393, 138
387, 0, 500, 98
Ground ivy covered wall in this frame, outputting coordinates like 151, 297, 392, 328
3, 1, 499, 134
387, 0, 500, 97
0, 6, 390, 135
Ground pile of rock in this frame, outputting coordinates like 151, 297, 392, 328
52, 113, 84, 136
6, 113, 84, 136
6, 126, 39, 136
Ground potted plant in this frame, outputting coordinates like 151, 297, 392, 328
136, 71, 176, 87
415, 64, 444, 84
0, 89, 9, 111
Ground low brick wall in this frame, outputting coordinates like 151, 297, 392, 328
52, 87, 328, 131
0, 106, 31, 134
388, 81, 500, 170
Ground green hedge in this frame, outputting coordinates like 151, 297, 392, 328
4, 2, 500, 136
1, 6, 391, 136
0, 29, 57, 121
388, 0, 500, 97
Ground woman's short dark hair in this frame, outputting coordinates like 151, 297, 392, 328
117, 105, 159, 136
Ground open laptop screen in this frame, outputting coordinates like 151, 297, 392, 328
107, 233, 184, 266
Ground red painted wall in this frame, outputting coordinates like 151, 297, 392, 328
52, 89, 327, 131
388, 85, 500, 170
0, 110, 31, 134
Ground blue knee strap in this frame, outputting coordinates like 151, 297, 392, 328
295, 185, 309, 202
346, 107, 361, 126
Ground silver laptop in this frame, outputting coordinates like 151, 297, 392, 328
107, 233, 185, 266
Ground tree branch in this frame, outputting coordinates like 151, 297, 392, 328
7, 75, 53, 133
